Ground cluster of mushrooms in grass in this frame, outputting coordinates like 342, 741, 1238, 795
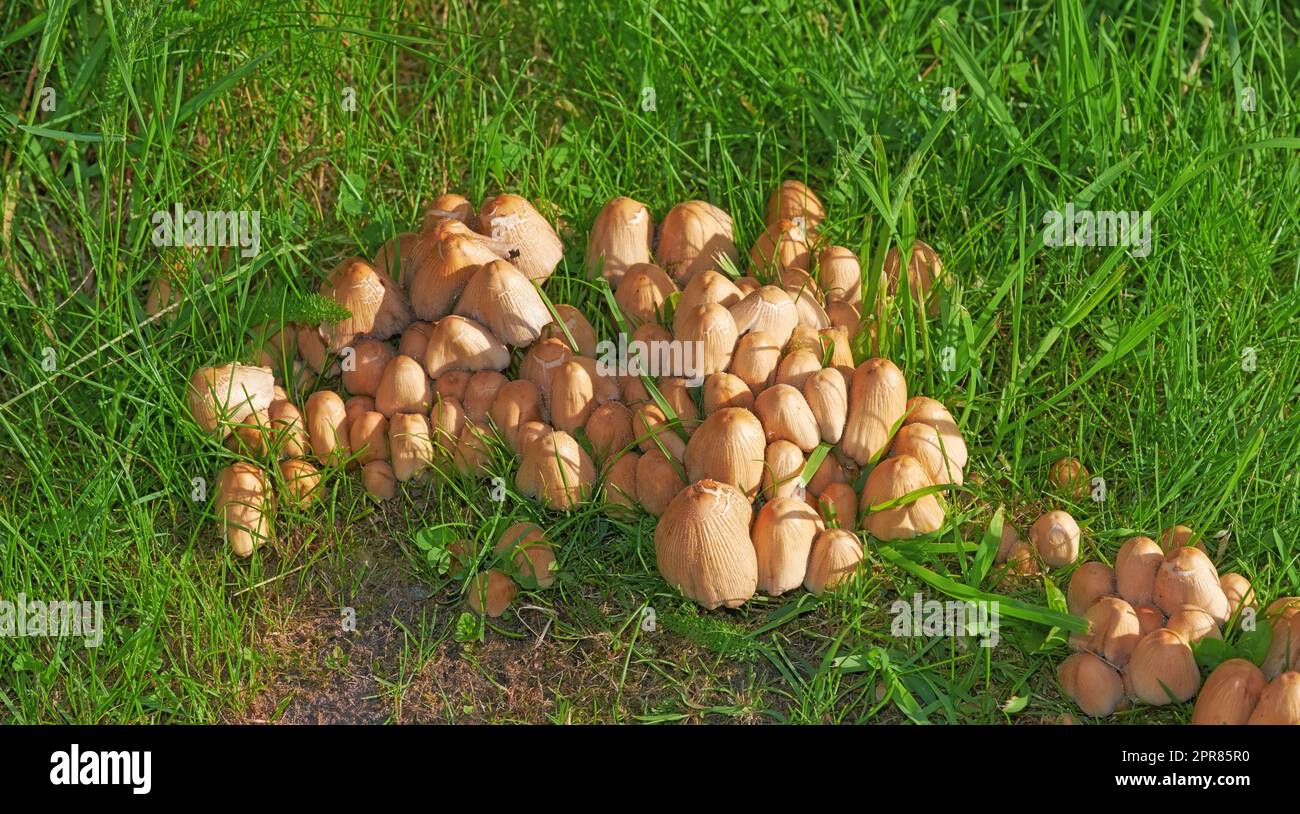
184, 181, 966, 619
1032, 465, 1300, 723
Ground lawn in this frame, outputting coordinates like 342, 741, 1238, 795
1, 0, 1297, 724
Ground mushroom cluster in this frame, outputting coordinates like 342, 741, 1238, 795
1049, 507, 1299, 723
184, 183, 962, 619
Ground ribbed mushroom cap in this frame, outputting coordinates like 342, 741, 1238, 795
802, 367, 848, 444
349, 411, 389, 465
900, 396, 966, 470
728, 330, 783, 394
786, 284, 830, 331
1058, 652, 1125, 717
539, 303, 598, 358
632, 401, 686, 462
515, 420, 550, 457
883, 239, 944, 317
550, 359, 596, 433
467, 569, 518, 618
1124, 628, 1202, 705
587, 196, 653, 288
1220, 573, 1255, 617
683, 407, 766, 498
215, 462, 273, 558
374, 355, 433, 417
753, 384, 820, 452
361, 460, 397, 500
752, 497, 823, 596
765, 180, 826, 233
703, 371, 755, 415
409, 233, 500, 321
1030, 510, 1081, 569
452, 419, 494, 478
488, 380, 542, 454
515, 429, 595, 510
397, 321, 435, 361
656, 200, 737, 285
1115, 536, 1163, 606
305, 390, 350, 467
187, 364, 276, 436
422, 315, 509, 379
674, 270, 744, 335
373, 232, 420, 285
319, 257, 412, 350
806, 448, 850, 496
423, 193, 475, 228
1247, 672, 1300, 724
342, 338, 394, 397
889, 422, 963, 486
728, 286, 798, 348
1133, 604, 1167, 638
268, 397, 309, 459
861, 455, 944, 540
585, 401, 634, 464
760, 440, 805, 501
673, 302, 738, 377
601, 451, 640, 515
453, 258, 552, 347
1263, 612, 1300, 680
656, 377, 700, 431
1154, 546, 1229, 623
297, 323, 337, 375
817, 245, 861, 303
519, 337, 573, 411
1069, 595, 1141, 668
433, 370, 471, 402
653, 479, 756, 609
634, 448, 686, 517
1160, 524, 1206, 554
817, 482, 858, 531
278, 458, 322, 506
841, 357, 908, 466
1167, 605, 1223, 644
476, 194, 563, 283
749, 219, 811, 276
775, 349, 822, 391
614, 262, 677, 327
1049, 457, 1091, 500
463, 370, 508, 423
1067, 561, 1117, 615
826, 300, 862, 337
786, 325, 823, 356
804, 528, 865, 595
429, 394, 467, 460
495, 521, 557, 589
389, 412, 434, 482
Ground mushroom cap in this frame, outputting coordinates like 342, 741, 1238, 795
728, 286, 798, 349
319, 257, 412, 350
268, 397, 309, 459
774, 349, 821, 391
423, 193, 475, 228
765, 180, 826, 234
861, 455, 944, 541
1069, 595, 1142, 668
800, 367, 848, 445
487, 379, 543, 454
826, 300, 862, 337
883, 239, 944, 317
806, 448, 851, 496
761, 440, 806, 501
476, 194, 564, 283
462, 370, 508, 423
429, 395, 466, 457
397, 321, 435, 361
753, 384, 821, 452
454, 258, 552, 347
1058, 652, 1125, 717
422, 315, 510, 380
684, 407, 766, 498
1166, 604, 1223, 644
519, 337, 573, 410
1219, 573, 1256, 617
1133, 604, 1167, 638
453, 419, 495, 478
349, 411, 390, 465
305, 390, 350, 466
749, 219, 811, 277
752, 497, 823, 596
674, 270, 744, 334
467, 569, 519, 617
841, 357, 908, 466
655, 200, 737, 285
1115, 535, 1163, 606
515, 428, 595, 510
632, 401, 686, 462
433, 369, 471, 402
388, 412, 433, 482
614, 262, 678, 327
361, 460, 397, 500
900, 396, 966, 470
550, 359, 596, 433
187, 364, 276, 436
634, 448, 686, 517
888, 422, 963, 486
215, 462, 273, 558
586, 401, 634, 464
373, 231, 420, 285
994, 521, 1020, 564
278, 458, 322, 506
817, 482, 858, 532
1124, 628, 1202, 705
1029, 510, 1080, 569
1247, 672, 1300, 724
1067, 561, 1117, 616
297, 323, 337, 375
587, 196, 653, 288
654, 479, 756, 609
1154, 545, 1229, 623
495, 521, 557, 589
409, 233, 500, 321
803, 528, 865, 595
1160, 524, 1206, 554
1263, 612, 1300, 680
673, 302, 738, 377
817, 245, 861, 303
539, 303, 598, 357
728, 330, 783, 394
600, 451, 640, 514
342, 338, 394, 397
703, 371, 755, 416
786, 283, 830, 331
1049, 457, 1090, 500
374, 354, 433, 417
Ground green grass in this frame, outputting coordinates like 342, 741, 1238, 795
1, 0, 1298, 723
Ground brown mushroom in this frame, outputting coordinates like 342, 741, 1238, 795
1058, 652, 1125, 717
861, 454, 944, 540
1115, 535, 1163, 606
214, 462, 273, 558
1029, 510, 1080, 569
1124, 628, 1201, 705
752, 497, 823, 595
187, 363, 276, 437
683, 407, 766, 498
476, 194, 564, 283
841, 357, 907, 466
653, 479, 756, 609
804, 528, 865, 595
587, 196, 653, 288
656, 200, 737, 285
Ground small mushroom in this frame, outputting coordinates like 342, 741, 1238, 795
753, 384, 820, 452
433, 370, 471, 402
515, 428, 595, 510
1133, 604, 1167, 638
1058, 652, 1125, 717
817, 246, 860, 303
655, 200, 738, 285
673, 302, 738, 377
802, 367, 848, 444
374, 355, 433, 417
409, 234, 499, 321
305, 391, 350, 467
632, 401, 686, 462
1247, 672, 1300, 724
585, 401, 634, 464
318, 257, 412, 351
214, 462, 273, 558
278, 458, 322, 506
674, 270, 744, 334
900, 396, 967, 471
601, 452, 640, 515
749, 219, 811, 277
1029, 510, 1080, 569
861, 455, 944, 540
488, 379, 543, 453
1115, 535, 1163, 606
1159, 524, 1207, 554
519, 337, 573, 409
1069, 595, 1141, 668
1124, 628, 1201, 705
467, 569, 518, 617
1049, 457, 1090, 500
803, 528, 865, 595
373, 232, 421, 285
775, 349, 822, 391
187, 363, 276, 437
587, 196, 653, 289
1263, 611, 1300, 680
760, 440, 805, 501
1166, 605, 1222, 644
464, 370, 509, 424
683, 407, 766, 498
268, 396, 309, 459
752, 497, 823, 596
728, 286, 798, 348
614, 263, 677, 327
841, 357, 907, 466
888, 422, 963, 486
1220, 573, 1256, 617
1154, 545, 1229, 623
423, 193, 475, 228
454, 258, 552, 347
817, 482, 858, 531
397, 321, 435, 361
765, 180, 825, 234
389, 412, 434, 482
883, 239, 944, 317
495, 522, 556, 589
654, 479, 756, 609
453, 419, 495, 478
550, 358, 597, 433
349, 411, 389, 465
422, 315, 510, 380
1067, 561, 1116, 615
342, 338, 394, 397
728, 330, 783, 394
634, 448, 686, 517
430, 395, 466, 457
476, 193, 564, 283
